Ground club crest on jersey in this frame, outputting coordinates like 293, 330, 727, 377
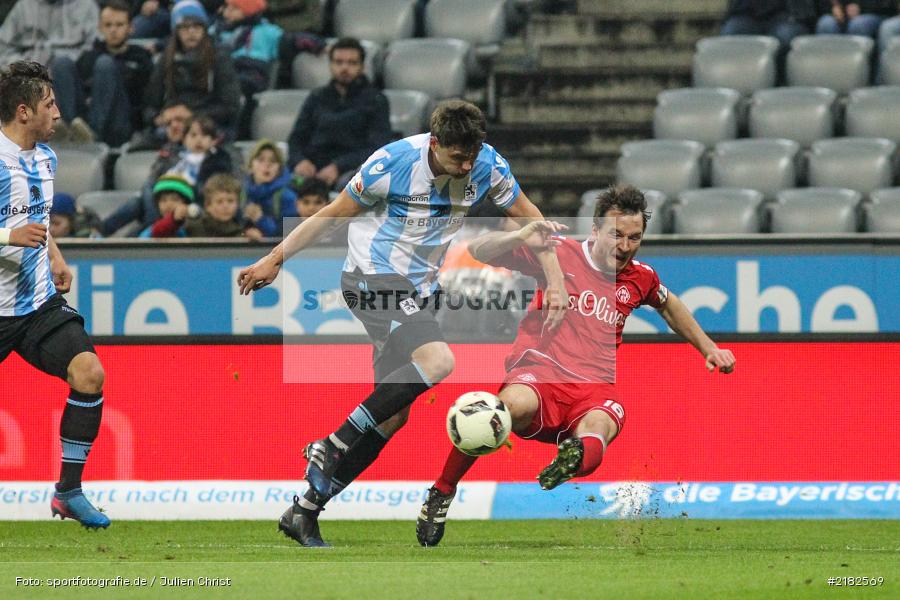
30, 185, 41, 202
616, 285, 631, 304
464, 183, 478, 201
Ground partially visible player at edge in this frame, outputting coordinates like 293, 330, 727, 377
416, 185, 736, 546
0, 61, 109, 528
237, 100, 567, 547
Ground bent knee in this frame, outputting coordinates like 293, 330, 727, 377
413, 343, 454, 383
67, 353, 105, 393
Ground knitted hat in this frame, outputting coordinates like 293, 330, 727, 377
248, 139, 285, 168
153, 175, 195, 204
171, 0, 209, 29
51, 193, 76, 216
227, 0, 267, 17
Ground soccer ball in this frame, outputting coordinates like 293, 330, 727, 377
446, 391, 512, 457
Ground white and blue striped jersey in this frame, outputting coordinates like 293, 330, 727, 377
0, 129, 57, 316
344, 133, 520, 296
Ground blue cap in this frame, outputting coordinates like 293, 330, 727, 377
51, 193, 76, 216
171, 0, 209, 29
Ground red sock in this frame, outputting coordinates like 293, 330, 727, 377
434, 447, 477, 495
575, 434, 604, 477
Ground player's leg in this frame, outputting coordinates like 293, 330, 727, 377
417, 384, 540, 546
538, 408, 621, 491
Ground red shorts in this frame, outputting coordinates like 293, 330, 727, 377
500, 363, 625, 444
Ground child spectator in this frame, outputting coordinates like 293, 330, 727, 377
242, 140, 297, 237
50, 194, 101, 238
186, 173, 263, 239
168, 114, 233, 189
292, 177, 329, 219
140, 174, 197, 238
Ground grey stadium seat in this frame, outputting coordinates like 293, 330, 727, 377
749, 87, 837, 146
334, 0, 416, 46
653, 88, 740, 147
771, 188, 861, 233
383, 39, 470, 100
383, 89, 430, 138
808, 137, 896, 195
54, 144, 108, 197
616, 140, 705, 200
787, 34, 873, 93
711, 138, 800, 201
881, 39, 900, 85
291, 38, 380, 89
677, 187, 764, 209
671, 195, 761, 234
576, 188, 668, 235
76, 190, 139, 220
864, 189, 900, 232
250, 89, 310, 142
692, 35, 779, 94
113, 150, 158, 191
425, 0, 505, 62
845, 86, 900, 143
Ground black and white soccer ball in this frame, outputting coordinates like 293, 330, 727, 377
446, 391, 512, 457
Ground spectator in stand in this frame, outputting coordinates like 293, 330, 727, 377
140, 174, 197, 238
242, 140, 297, 238
61, 0, 154, 147
167, 114, 233, 190
50, 194, 101, 239
210, 0, 284, 139
287, 37, 392, 189
144, 1, 242, 139
720, 1, 820, 80
816, 1, 897, 38
0, 0, 99, 143
186, 173, 263, 238
131, 1, 172, 39
292, 177, 329, 219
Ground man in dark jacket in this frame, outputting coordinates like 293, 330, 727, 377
72, 0, 154, 146
287, 37, 392, 189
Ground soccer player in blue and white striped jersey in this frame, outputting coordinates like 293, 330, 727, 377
0, 61, 109, 529
239, 100, 567, 546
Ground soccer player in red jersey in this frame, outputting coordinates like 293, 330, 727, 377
416, 184, 736, 546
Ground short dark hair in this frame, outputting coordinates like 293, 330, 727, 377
185, 114, 218, 138
292, 177, 330, 201
0, 61, 53, 123
429, 100, 486, 151
101, 0, 132, 18
593, 184, 651, 231
329, 37, 365, 62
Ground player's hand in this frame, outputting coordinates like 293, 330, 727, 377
543, 277, 567, 332
517, 220, 568, 250
705, 348, 736, 374
237, 254, 281, 295
317, 163, 339, 186
51, 258, 73, 294
846, 3, 860, 18
9, 223, 48, 248
244, 226, 264, 241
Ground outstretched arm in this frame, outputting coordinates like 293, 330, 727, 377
657, 291, 735, 373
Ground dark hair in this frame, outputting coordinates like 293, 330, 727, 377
292, 177, 330, 201
163, 25, 215, 100
329, 37, 365, 62
101, 0, 132, 18
593, 184, 650, 230
429, 100, 486, 151
0, 61, 53, 123
185, 114, 218, 138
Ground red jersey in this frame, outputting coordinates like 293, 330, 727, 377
491, 237, 668, 384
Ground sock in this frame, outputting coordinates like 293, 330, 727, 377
299, 487, 324, 512
435, 447, 477, 495
57, 390, 103, 493
329, 428, 389, 496
575, 434, 605, 477
331, 362, 431, 449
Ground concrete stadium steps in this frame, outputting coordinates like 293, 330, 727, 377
505, 152, 618, 178
499, 97, 656, 125
536, 44, 695, 71
515, 175, 616, 213
527, 14, 722, 48
576, 0, 727, 19
495, 70, 690, 103
489, 123, 651, 156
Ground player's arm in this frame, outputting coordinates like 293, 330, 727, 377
657, 291, 735, 373
469, 220, 566, 264
47, 235, 73, 294
237, 190, 364, 295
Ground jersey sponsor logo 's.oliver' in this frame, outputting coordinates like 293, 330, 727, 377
568, 290, 626, 327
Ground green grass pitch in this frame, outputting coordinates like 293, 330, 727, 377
1, 520, 898, 599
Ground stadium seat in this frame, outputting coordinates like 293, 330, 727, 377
113, 150, 158, 191
250, 89, 311, 142
864, 189, 900, 232
670, 194, 761, 234
845, 87, 900, 143
692, 35, 779, 94
880, 38, 900, 85
748, 87, 837, 146
425, 0, 506, 66
291, 39, 380, 89
808, 138, 896, 195
653, 88, 740, 147
383, 39, 471, 100
771, 188, 861, 233
383, 89, 430, 138
334, 0, 416, 46
54, 144, 108, 197
576, 188, 668, 235
711, 139, 800, 201
616, 140, 705, 200
786, 34, 873, 93
76, 190, 139, 220
677, 188, 764, 209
